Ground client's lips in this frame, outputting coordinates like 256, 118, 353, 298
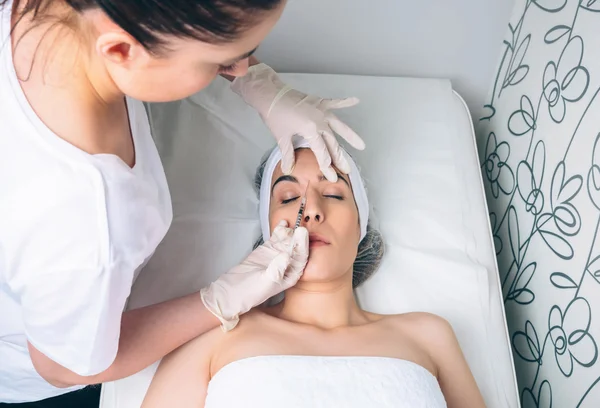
309, 233, 330, 248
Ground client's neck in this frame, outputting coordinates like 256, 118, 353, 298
271, 276, 370, 329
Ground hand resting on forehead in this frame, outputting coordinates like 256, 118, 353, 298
141, 149, 485, 408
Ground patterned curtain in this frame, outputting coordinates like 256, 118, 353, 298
477, 1, 600, 407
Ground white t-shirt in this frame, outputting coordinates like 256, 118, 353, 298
0, 2, 173, 403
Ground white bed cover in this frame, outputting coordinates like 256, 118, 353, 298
99, 73, 520, 408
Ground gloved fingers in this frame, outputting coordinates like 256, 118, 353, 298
327, 114, 366, 150
284, 227, 309, 286
305, 131, 337, 182
271, 220, 293, 242
291, 227, 309, 258
282, 253, 306, 285
226, 243, 279, 275
265, 251, 291, 282
272, 222, 307, 255
282, 267, 303, 287
276, 219, 289, 229
278, 134, 296, 175
319, 97, 360, 111
322, 130, 351, 174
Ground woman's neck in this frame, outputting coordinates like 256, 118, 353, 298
270, 274, 371, 330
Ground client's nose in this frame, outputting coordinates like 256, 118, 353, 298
303, 201, 324, 225
304, 214, 321, 223
301, 189, 324, 227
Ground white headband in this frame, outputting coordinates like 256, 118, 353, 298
259, 138, 369, 241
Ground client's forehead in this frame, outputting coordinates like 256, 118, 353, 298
271, 149, 350, 189
277, 149, 316, 173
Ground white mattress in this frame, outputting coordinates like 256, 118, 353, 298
100, 73, 519, 408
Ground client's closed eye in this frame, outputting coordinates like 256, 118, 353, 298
281, 197, 300, 204
325, 195, 344, 200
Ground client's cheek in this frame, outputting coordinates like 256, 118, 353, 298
340, 214, 361, 243
272, 206, 303, 228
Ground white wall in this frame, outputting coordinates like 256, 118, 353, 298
256, 0, 516, 116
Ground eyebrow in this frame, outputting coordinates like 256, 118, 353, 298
222, 47, 258, 66
323, 173, 350, 187
271, 175, 298, 194
271, 172, 350, 195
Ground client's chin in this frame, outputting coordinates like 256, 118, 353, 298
297, 258, 349, 287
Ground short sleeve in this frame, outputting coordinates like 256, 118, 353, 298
6, 175, 133, 376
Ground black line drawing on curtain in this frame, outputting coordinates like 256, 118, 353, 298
478, 1, 600, 406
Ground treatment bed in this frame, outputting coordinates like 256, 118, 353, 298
99, 73, 520, 408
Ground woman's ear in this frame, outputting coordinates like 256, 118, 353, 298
96, 31, 149, 67
90, 7, 151, 68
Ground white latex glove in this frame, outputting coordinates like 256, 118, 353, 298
200, 221, 309, 331
231, 63, 365, 182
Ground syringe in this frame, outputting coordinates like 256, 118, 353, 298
294, 182, 310, 229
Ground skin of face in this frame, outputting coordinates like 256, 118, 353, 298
269, 149, 361, 287
89, 1, 286, 102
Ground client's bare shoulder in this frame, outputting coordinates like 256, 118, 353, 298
389, 311, 455, 335
384, 312, 465, 372
385, 312, 485, 406
387, 312, 459, 349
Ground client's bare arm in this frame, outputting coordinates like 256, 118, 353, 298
141, 328, 221, 408
418, 313, 486, 408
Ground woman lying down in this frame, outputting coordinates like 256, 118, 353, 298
142, 141, 486, 408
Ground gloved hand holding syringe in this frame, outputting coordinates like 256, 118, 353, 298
200, 182, 311, 332
200, 214, 309, 332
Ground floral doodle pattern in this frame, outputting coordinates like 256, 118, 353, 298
478, 1, 600, 406
542, 36, 589, 123
484, 132, 515, 198
548, 298, 597, 377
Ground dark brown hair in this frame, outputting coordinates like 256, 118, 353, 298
2, 0, 283, 52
